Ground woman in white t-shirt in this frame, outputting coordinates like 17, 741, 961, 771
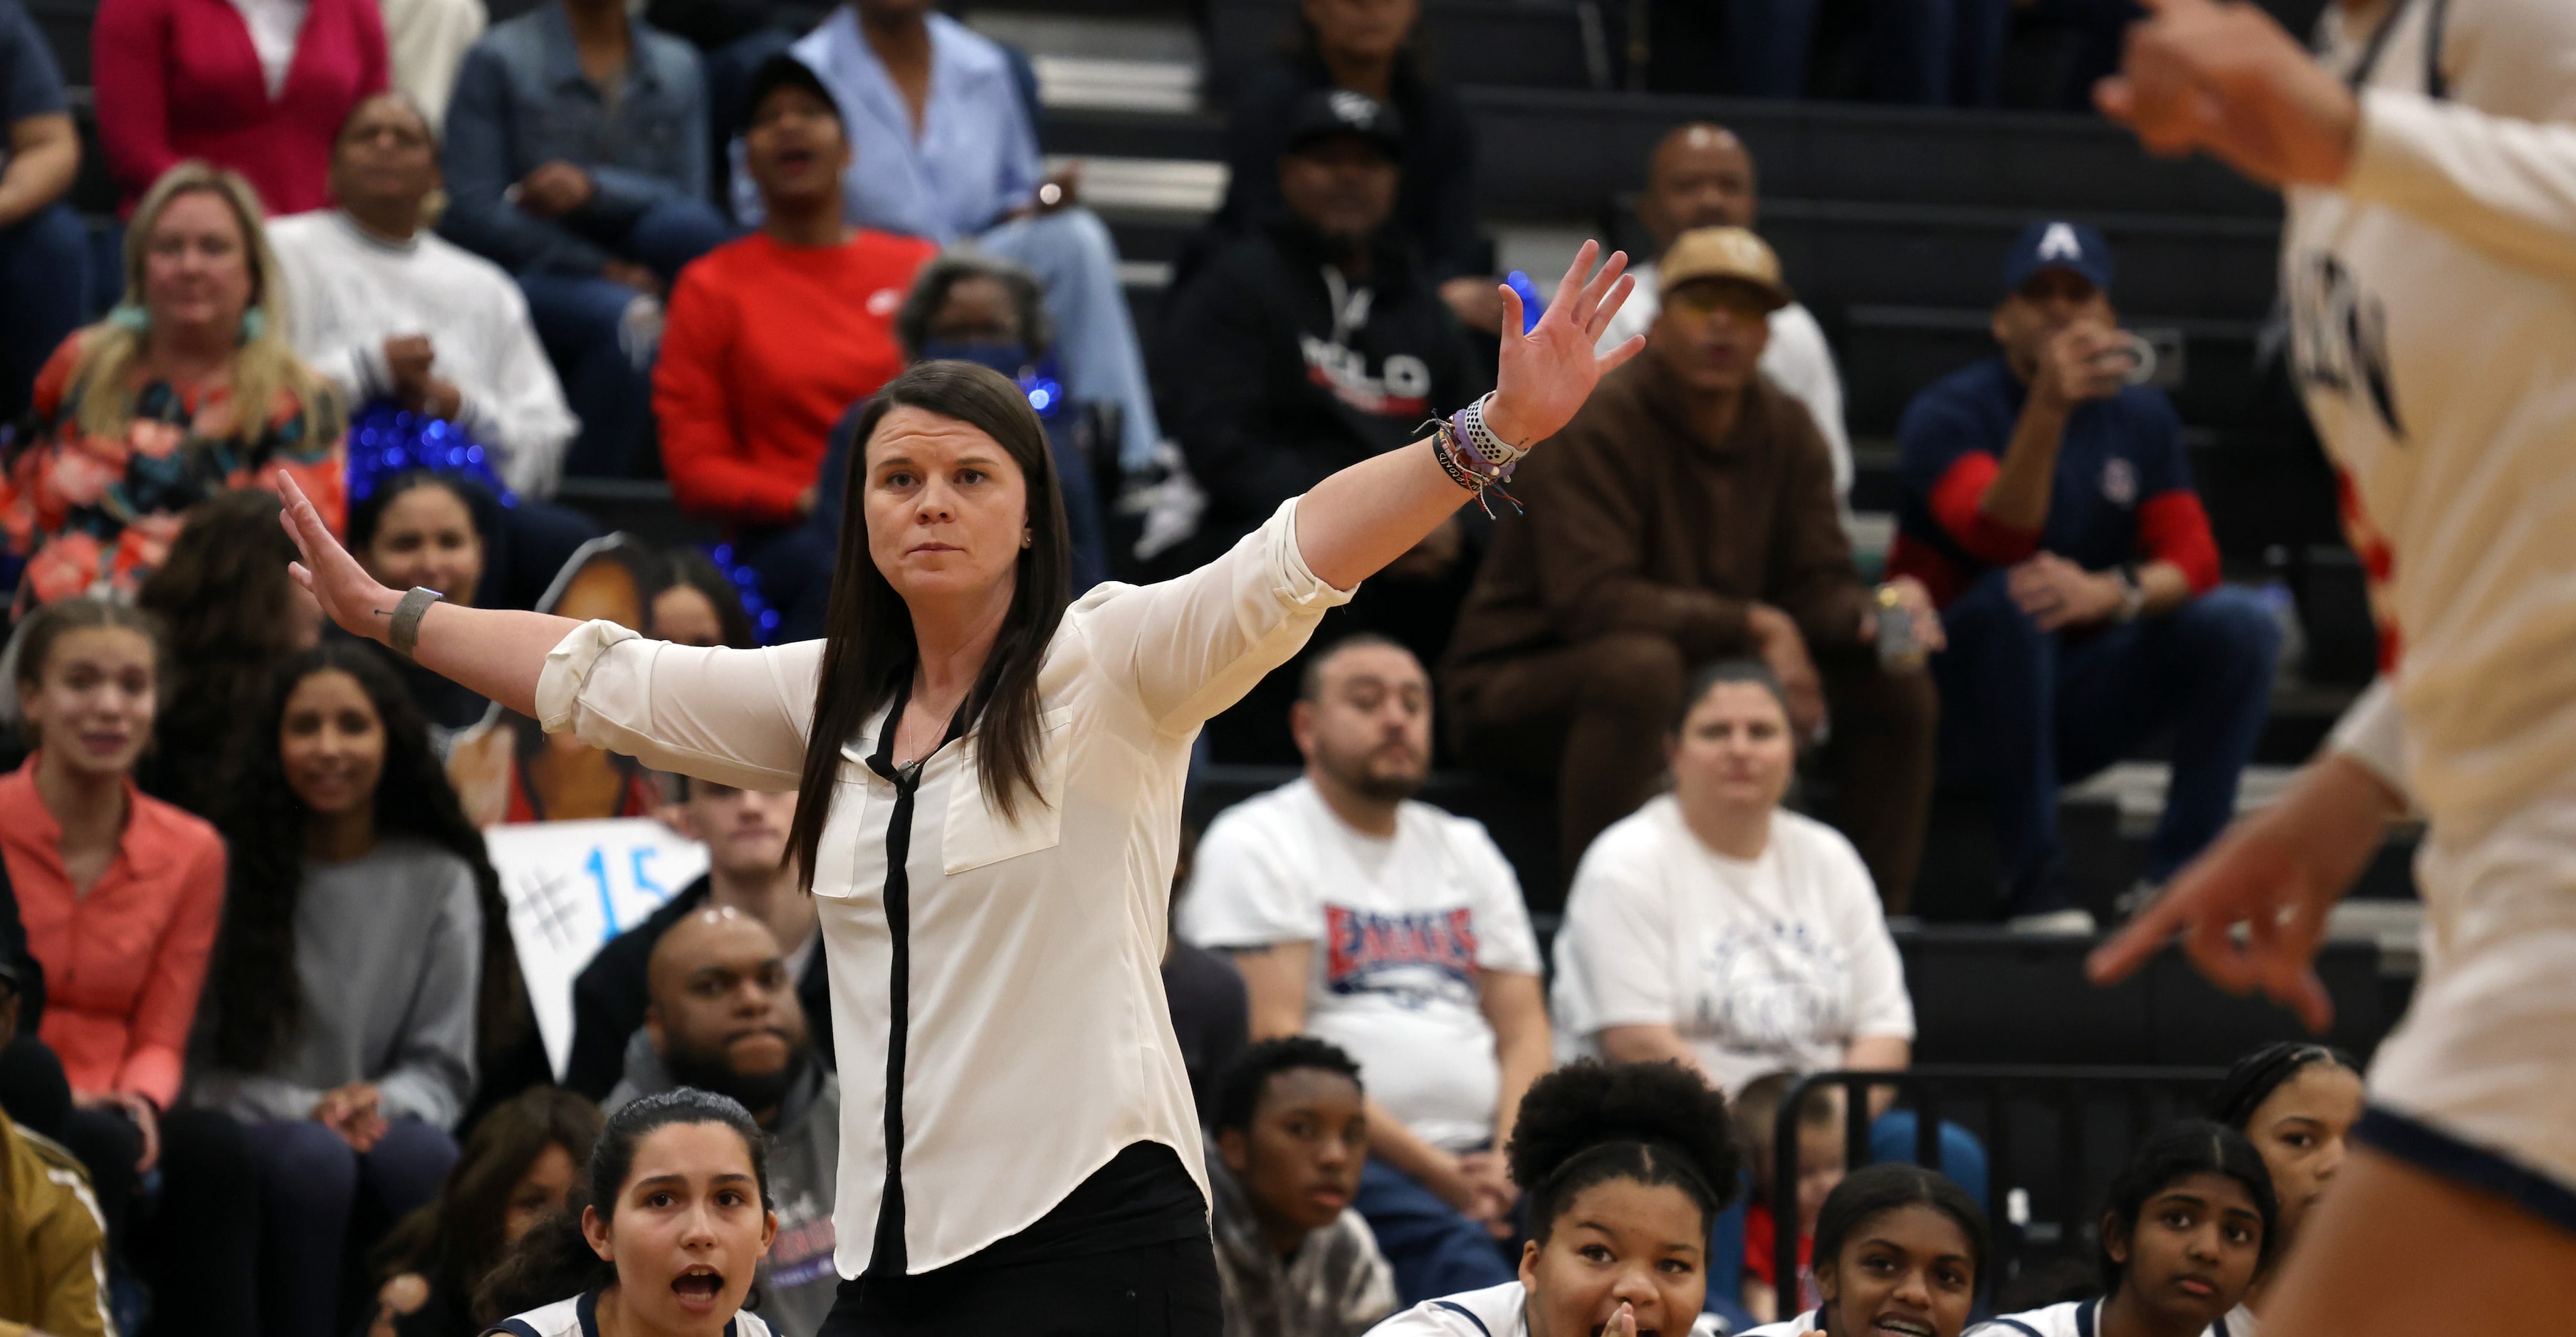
1366, 1060, 1737, 1337
1551, 659, 1915, 1097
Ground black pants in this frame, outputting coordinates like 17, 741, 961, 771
815, 1236, 1221, 1336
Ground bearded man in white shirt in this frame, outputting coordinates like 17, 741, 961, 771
1183, 634, 1551, 1306
1596, 122, 1853, 503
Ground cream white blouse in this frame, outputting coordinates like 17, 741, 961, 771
534, 499, 1349, 1276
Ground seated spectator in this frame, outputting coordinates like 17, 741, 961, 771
1208, 0, 1493, 332
1163, 826, 1247, 1128
1207, 1037, 1398, 1337
471, 1089, 778, 1337
1732, 1072, 1845, 1325
442, 0, 733, 479
92, 0, 385, 216
1890, 221, 2278, 930
0, 963, 113, 1337
2207, 1043, 2362, 1331
189, 644, 517, 1337
350, 471, 607, 740
1739, 1164, 1988, 1337
602, 909, 834, 1337
1183, 636, 1546, 1304
135, 491, 325, 820
271, 93, 580, 501
444, 540, 664, 824
366, 1086, 604, 1337
0, 599, 224, 1269
759, 0, 1163, 470
0, 0, 85, 426
1551, 659, 1915, 1096
5, 164, 347, 609
1367, 1061, 1738, 1337
891, 254, 1112, 597
1160, 89, 1482, 565
1596, 124, 1852, 503
565, 780, 818, 1101
656, 56, 935, 637
1967, 1121, 2272, 1337
653, 547, 759, 649
1445, 229, 1939, 900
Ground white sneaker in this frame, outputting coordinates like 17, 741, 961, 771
2005, 908, 2100, 935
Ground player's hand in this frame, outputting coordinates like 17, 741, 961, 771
1485, 241, 1643, 446
279, 470, 404, 641
2096, 0, 2362, 188
2009, 552, 2125, 631
2089, 752, 2403, 1030
1604, 1303, 1638, 1337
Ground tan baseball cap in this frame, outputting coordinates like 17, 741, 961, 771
1659, 226, 1794, 312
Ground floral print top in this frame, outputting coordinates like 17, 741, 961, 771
6, 332, 347, 608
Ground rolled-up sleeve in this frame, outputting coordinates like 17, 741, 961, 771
535, 622, 817, 788
1076, 498, 1353, 732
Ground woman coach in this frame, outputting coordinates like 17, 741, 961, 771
276, 243, 1643, 1333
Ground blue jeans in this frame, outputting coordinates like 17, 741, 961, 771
522, 196, 735, 478
1933, 572, 2281, 911
1354, 1157, 1516, 1306
1726, 0, 2011, 105
0, 202, 90, 423
246, 1117, 459, 1337
980, 207, 1163, 470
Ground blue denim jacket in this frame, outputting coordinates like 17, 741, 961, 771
439, 4, 708, 276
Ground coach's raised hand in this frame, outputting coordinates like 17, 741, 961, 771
1483, 239, 1645, 446
278, 470, 408, 642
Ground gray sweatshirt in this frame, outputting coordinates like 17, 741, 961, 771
189, 837, 482, 1130
609, 1032, 842, 1337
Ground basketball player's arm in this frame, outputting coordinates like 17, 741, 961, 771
2091, 683, 2409, 1027
1235, 942, 1502, 1223
2105, 0, 2576, 284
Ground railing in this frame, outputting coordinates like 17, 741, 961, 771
1776, 1065, 2227, 1308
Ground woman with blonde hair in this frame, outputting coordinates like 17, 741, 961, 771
3, 160, 346, 610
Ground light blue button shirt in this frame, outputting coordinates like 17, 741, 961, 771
737, 9, 1040, 238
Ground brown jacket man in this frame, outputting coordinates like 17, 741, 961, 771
1443, 229, 1937, 908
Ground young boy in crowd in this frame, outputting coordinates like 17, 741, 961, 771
1733, 1071, 1848, 1325
1209, 1037, 1398, 1337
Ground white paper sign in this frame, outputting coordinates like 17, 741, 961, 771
484, 818, 710, 1079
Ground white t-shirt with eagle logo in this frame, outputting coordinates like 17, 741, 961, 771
1551, 796, 1913, 1098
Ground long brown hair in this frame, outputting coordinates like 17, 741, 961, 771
787, 361, 1072, 891
376, 1086, 604, 1297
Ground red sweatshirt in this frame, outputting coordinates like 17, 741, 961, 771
655, 229, 938, 526
93, 0, 385, 216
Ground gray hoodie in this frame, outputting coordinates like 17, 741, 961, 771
609, 1032, 841, 1337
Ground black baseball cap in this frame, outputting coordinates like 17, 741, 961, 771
745, 53, 841, 130
1284, 88, 1405, 159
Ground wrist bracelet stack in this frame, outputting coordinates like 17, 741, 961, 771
1428, 393, 1534, 518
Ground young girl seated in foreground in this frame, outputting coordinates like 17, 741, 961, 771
1740, 1162, 1989, 1337
474, 1089, 778, 1337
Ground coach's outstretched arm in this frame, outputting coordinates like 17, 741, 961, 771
1294, 241, 1640, 592
2102, 0, 2576, 284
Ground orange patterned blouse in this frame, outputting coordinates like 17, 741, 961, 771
4, 332, 346, 609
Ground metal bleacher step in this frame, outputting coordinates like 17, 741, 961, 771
1463, 86, 2281, 226
966, 10, 1205, 114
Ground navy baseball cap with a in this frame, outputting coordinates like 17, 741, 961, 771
2002, 220, 2115, 297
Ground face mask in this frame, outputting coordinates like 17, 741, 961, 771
918, 340, 1033, 377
